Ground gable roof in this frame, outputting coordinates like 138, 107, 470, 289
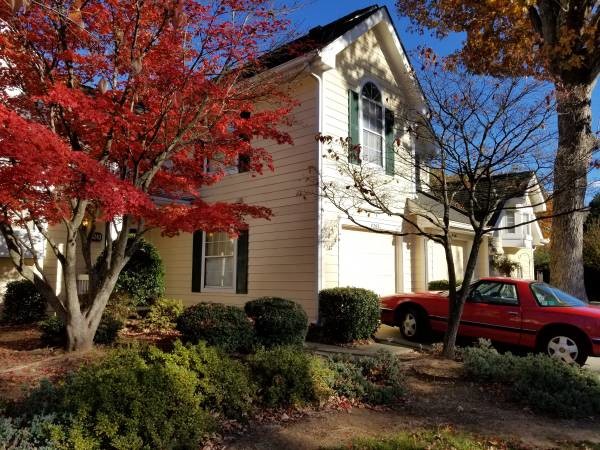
450, 171, 537, 224
260, 5, 382, 70
416, 171, 545, 227
411, 192, 472, 225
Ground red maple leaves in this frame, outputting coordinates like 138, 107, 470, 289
0, 0, 293, 233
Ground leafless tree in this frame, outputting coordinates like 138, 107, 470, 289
318, 63, 563, 357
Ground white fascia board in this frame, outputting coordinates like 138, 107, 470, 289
318, 8, 427, 111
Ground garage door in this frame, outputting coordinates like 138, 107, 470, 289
339, 228, 396, 296
426, 239, 466, 283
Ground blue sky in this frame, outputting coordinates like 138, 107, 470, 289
285, 0, 600, 195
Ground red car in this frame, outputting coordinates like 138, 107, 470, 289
380, 277, 600, 365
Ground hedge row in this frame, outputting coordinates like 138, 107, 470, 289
2, 344, 406, 448
176, 297, 309, 352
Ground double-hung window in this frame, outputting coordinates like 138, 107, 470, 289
361, 82, 384, 167
203, 231, 236, 289
505, 211, 516, 230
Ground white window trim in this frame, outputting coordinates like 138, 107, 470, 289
200, 231, 237, 293
505, 210, 517, 233
359, 80, 386, 171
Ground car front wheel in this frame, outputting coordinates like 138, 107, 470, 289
397, 307, 427, 342
541, 333, 588, 366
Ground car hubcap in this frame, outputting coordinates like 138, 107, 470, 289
547, 336, 579, 364
402, 313, 417, 337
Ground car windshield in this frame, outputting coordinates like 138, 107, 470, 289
530, 283, 587, 307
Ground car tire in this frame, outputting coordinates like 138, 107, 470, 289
539, 331, 589, 366
397, 307, 428, 342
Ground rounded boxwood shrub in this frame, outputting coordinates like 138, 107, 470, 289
176, 303, 254, 353
1, 280, 46, 324
248, 346, 333, 407
97, 239, 165, 306
318, 287, 380, 343
245, 297, 308, 347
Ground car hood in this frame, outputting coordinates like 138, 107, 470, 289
575, 304, 600, 319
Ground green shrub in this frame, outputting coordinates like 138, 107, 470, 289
145, 341, 256, 419
38, 315, 65, 347
318, 287, 379, 343
1, 280, 46, 324
94, 315, 123, 345
328, 350, 405, 405
176, 303, 254, 353
248, 346, 334, 407
38, 313, 123, 347
25, 347, 213, 449
144, 298, 184, 331
245, 297, 308, 347
427, 279, 462, 290
98, 239, 165, 306
463, 343, 600, 418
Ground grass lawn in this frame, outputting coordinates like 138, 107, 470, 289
324, 429, 599, 450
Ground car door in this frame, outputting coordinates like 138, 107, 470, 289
460, 281, 523, 345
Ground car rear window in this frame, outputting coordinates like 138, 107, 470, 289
530, 283, 587, 307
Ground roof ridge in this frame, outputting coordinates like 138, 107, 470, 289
257, 4, 382, 71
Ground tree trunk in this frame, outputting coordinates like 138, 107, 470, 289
442, 235, 482, 359
550, 84, 594, 300
66, 320, 96, 352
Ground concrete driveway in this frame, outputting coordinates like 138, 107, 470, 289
375, 324, 600, 373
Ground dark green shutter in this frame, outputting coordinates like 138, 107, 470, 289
385, 108, 395, 176
237, 154, 250, 173
236, 229, 249, 294
191, 231, 203, 292
348, 89, 360, 164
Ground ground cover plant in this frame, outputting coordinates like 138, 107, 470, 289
325, 428, 532, 450
462, 341, 600, 418
327, 350, 406, 405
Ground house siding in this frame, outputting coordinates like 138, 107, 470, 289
147, 74, 320, 319
319, 24, 419, 293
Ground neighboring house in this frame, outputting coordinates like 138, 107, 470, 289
408, 172, 548, 285
0, 225, 45, 295
487, 172, 548, 280
34, 5, 543, 321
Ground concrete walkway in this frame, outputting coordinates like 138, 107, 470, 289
305, 325, 427, 358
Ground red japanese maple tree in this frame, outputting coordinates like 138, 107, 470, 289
0, 0, 293, 350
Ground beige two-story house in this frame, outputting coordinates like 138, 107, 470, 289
37, 5, 494, 321
33, 5, 549, 323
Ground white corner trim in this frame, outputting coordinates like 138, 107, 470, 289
310, 68, 325, 315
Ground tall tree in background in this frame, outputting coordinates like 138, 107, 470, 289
0, 0, 293, 351
396, 0, 600, 299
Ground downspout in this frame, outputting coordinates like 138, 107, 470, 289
309, 68, 324, 323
